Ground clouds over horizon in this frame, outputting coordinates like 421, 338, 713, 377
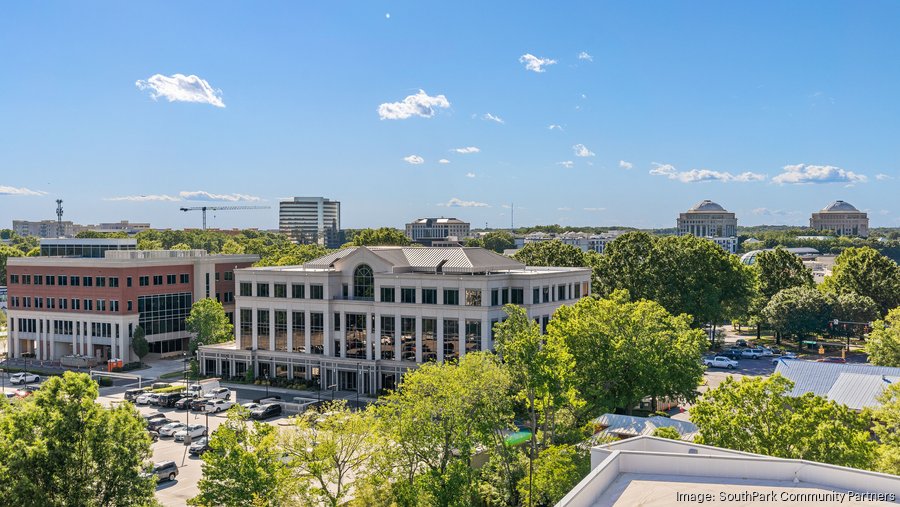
378, 90, 450, 120
772, 164, 867, 184
403, 155, 425, 165
0, 185, 47, 196
482, 113, 504, 124
577, 51, 593, 62
619, 160, 633, 170
573, 144, 595, 157
135, 74, 225, 108
453, 146, 480, 154
650, 163, 765, 183
519, 54, 557, 73
105, 190, 261, 202
438, 197, 488, 208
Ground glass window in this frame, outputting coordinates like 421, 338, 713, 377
83, 276, 93, 287
491, 289, 499, 307
240, 308, 252, 349
46, 275, 55, 286
138, 276, 148, 287
166, 274, 176, 285
137, 293, 192, 335
274, 310, 287, 351
224, 271, 233, 281
380, 316, 395, 360
292, 311, 305, 352
502, 288, 509, 305
310, 284, 324, 300
109, 277, 119, 288
180, 273, 190, 284
422, 318, 437, 362
291, 284, 305, 299
443, 289, 459, 305
310, 312, 324, 354
59, 275, 68, 286
465, 319, 482, 354
422, 288, 437, 305
557, 285, 566, 301
346, 313, 367, 359
257, 310, 270, 349
401, 288, 416, 304
353, 264, 374, 300
511, 288, 524, 305
542, 287, 550, 303
334, 312, 341, 331
574, 283, 581, 299
274, 283, 287, 298
71, 276, 80, 286
257, 283, 270, 298
380, 286, 395, 303
443, 319, 459, 361
465, 289, 482, 307
34, 275, 43, 285
239, 282, 252, 297
9, 275, 18, 284
400, 317, 416, 362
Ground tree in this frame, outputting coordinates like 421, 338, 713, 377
0, 372, 155, 506
517, 445, 589, 507
137, 238, 163, 250
762, 286, 831, 349
375, 352, 514, 506
865, 308, 900, 367
186, 298, 234, 354
170, 242, 192, 250
690, 375, 876, 469
131, 325, 149, 365
550, 291, 707, 415
348, 227, 410, 246
512, 240, 587, 268
591, 232, 657, 301
0, 244, 24, 285
821, 247, 900, 315
190, 408, 293, 507
652, 426, 682, 440
220, 238, 245, 254
872, 383, 900, 475
467, 231, 517, 253
751, 247, 814, 340
827, 292, 879, 341
282, 401, 377, 506
254, 243, 329, 267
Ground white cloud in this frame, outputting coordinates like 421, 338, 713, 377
583, 207, 605, 212
377, 90, 450, 120
751, 207, 795, 217
557, 161, 574, 169
876, 173, 894, 181
454, 146, 480, 154
772, 164, 867, 185
482, 113, 504, 124
438, 159, 451, 164
519, 53, 557, 73
438, 197, 488, 208
649, 163, 766, 183
0, 185, 47, 196
465, 172, 476, 178
619, 160, 633, 170
403, 155, 425, 165
573, 144, 595, 157
578, 51, 593, 62
135, 74, 225, 108
105, 191, 260, 202
557, 207, 572, 211
548, 124, 563, 131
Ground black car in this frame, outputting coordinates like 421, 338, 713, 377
147, 417, 175, 431
124, 388, 150, 402
188, 437, 210, 456
158, 392, 187, 408
190, 397, 208, 412
250, 403, 282, 420
721, 348, 744, 360
174, 395, 196, 410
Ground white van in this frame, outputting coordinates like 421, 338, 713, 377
187, 378, 220, 396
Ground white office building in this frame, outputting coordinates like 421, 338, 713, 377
405, 217, 470, 246
198, 246, 591, 395
279, 196, 342, 248
676, 200, 738, 254
810, 200, 869, 237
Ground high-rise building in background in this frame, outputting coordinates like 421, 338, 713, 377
279, 197, 342, 248
810, 200, 869, 237
676, 200, 738, 253
404, 217, 470, 246
12, 219, 151, 238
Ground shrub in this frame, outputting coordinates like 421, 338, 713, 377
96, 377, 114, 387
153, 386, 186, 394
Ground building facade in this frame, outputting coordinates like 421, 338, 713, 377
810, 200, 869, 237
6, 249, 257, 362
39, 238, 137, 258
279, 196, 342, 248
404, 217, 470, 246
12, 219, 150, 238
676, 200, 738, 253
198, 246, 591, 395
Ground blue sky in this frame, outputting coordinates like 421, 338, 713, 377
2, 2, 899, 230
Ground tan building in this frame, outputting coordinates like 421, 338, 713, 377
676, 200, 738, 253
405, 217, 470, 246
810, 200, 868, 237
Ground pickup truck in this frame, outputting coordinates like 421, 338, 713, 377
703, 356, 738, 369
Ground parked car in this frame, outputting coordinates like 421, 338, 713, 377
142, 461, 178, 482
147, 417, 175, 431
741, 348, 765, 360
190, 397, 208, 412
124, 387, 150, 402
202, 387, 231, 401
241, 402, 261, 411
151, 382, 171, 390
817, 357, 847, 364
703, 356, 739, 369
174, 395, 196, 410
250, 403, 282, 420
135, 393, 160, 405
158, 392, 187, 408
189, 437, 210, 456
174, 424, 208, 443
9, 372, 40, 385
147, 430, 159, 442
142, 412, 166, 423
158, 422, 187, 437
772, 352, 798, 365
721, 348, 744, 360
205, 399, 235, 413
735, 339, 749, 348
757, 347, 774, 357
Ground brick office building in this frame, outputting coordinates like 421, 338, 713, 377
6, 248, 257, 362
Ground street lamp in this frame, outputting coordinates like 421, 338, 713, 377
264, 373, 269, 399
328, 383, 337, 401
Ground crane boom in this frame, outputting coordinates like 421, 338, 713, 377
179, 205, 270, 230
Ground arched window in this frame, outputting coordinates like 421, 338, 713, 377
353, 264, 374, 300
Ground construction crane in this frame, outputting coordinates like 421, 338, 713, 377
179, 205, 270, 230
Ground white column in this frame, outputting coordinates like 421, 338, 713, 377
87, 321, 94, 358
481, 318, 490, 352
36, 321, 44, 361
71, 319, 77, 355
234, 308, 242, 348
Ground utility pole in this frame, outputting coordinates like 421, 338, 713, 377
55, 199, 64, 237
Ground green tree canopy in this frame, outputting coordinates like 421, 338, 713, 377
0, 244, 24, 285
592, 231, 657, 301
690, 375, 876, 469
220, 238, 245, 254
0, 372, 155, 506
762, 286, 831, 346
865, 308, 900, 367
827, 292, 880, 339
872, 384, 900, 475
550, 291, 707, 415
466, 231, 517, 253
517, 445, 589, 507
186, 298, 234, 354
131, 325, 149, 365
651, 426, 682, 440
254, 243, 330, 267
170, 242, 192, 250
754, 247, 814, 300
348, 227, 410, 246
821, 246, 900, 315
512, 240, 588, 268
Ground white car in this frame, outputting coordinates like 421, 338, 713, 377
158, 422, 187, 437
202, 388, 231, 401
9, 372, 40, 385
205, 399, 235, 413
135, 393, 155, 405
241, 402, 261, 411
758, 347, 775, 357
741, 348, 766, 360
703, 356, 739, 369
174, 424, 208, 442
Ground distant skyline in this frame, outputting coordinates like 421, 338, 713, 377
2, 2, 899, 230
